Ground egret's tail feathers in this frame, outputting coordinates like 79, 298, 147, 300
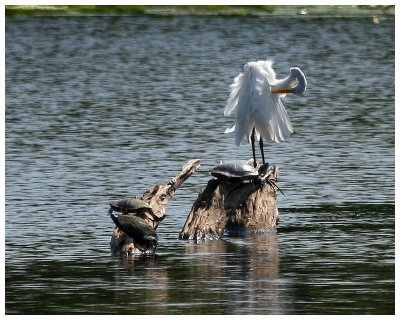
225, 122, 249, 146
267, 100, 293, 143
235, 117, 255, 146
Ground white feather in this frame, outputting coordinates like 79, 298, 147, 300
224, 60, 300, 146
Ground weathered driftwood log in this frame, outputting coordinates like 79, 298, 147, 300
110, 159, 201, 257
179, 164, 279, 240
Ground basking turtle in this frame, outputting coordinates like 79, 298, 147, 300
108, 198, 162, 227
211, 162, 269, 184
109, 212, 158, 253
211, 162, 283, 194
108, 198, 152, 215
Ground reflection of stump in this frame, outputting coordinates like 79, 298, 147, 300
179, 165, 279, 240
110, 159, 201, 257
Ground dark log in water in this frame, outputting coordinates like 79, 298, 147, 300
110, 159, 201, 257
179, 165, 279, 240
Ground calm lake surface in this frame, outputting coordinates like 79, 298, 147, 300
5, 15, 394, 314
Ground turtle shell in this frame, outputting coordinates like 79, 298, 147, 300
211, 163, 259, 183
109, 198, 153, 215
110, 213, 158, 242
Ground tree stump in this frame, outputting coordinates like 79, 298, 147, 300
110, 159, 201, 257
179, 164, 279, 240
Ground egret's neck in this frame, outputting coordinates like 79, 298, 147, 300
272, 76, 294, 92
271, 68, 307, 95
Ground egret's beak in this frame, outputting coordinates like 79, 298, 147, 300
271, 88, 294, 94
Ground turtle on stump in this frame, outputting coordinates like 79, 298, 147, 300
109, 211, 158, 254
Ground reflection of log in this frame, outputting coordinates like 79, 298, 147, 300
110, 159, 201, 256
179, 165, 279, 240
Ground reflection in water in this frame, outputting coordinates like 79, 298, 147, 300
5, 15, 394, 314
226, 234, 281, 313
5, 204, 394, 314
112, 257, 170, 314
184, 234, 282, 313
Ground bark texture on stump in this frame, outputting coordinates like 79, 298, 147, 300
179, 165, 279, 241
110, 159, 201, 256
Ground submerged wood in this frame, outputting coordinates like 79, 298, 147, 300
179, 164, 279, 240
110, 159, 201, 257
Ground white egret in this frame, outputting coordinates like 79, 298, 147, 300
224, 60, 307, 167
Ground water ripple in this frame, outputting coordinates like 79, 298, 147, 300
5, 15, 394, 314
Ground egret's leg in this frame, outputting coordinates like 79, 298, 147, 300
259, 137, 266, 165
251, 128, 257, 167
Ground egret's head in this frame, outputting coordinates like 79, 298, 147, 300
271, 67, 307, 95
289, 67, 307, 94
